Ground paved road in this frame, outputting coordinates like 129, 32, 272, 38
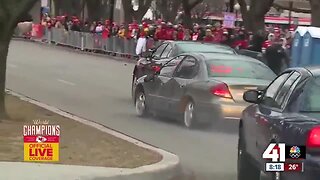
6, 41, 267, 180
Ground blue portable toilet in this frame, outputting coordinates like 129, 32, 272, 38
300, 27, 320, 66
291, 26, 308, 67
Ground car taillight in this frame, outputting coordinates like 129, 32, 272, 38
307, 126, 320, 148
152, 65, 161, 73
210, 83, 232, 99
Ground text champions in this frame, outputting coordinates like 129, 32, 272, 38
23, 125, 60, 136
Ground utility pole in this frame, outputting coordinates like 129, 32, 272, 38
288, 1, 293, 27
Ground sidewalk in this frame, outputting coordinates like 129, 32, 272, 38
0, 90, 181, 180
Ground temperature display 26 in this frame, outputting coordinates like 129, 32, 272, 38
284, 163, 304, 172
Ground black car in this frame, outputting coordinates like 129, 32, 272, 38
132, 52, 275, 128
131, 41, 237, 97
238, 66, 320, 180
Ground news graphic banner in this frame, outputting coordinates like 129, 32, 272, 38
263, 143, 306, 173
23, 120, 60, 162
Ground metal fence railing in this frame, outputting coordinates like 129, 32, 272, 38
49, 28, 147, 57
14, 27, 268, 63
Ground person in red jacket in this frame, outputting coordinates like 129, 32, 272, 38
203, 29, 215, 42
154, 25, 162, 40
232, 31, 249, 50
176, 24, 185, 41
165, 22, 175, 40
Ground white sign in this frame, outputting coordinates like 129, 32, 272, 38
223, 13, 236, 28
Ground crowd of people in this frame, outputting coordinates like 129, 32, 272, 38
40, 13, 296, 74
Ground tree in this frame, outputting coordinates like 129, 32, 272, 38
0, 0, 38, 119
310, 0, 320, 27
86, 0, 110, 22
53, 0, 82, 17
181, 0, 203, 28
238, 0, 275, 33
156, 0, 181, 23
122, 0, 153, 23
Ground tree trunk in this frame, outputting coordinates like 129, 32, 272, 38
310, 0, 320, 27
229, 0, 235, 12
122, 1, 134, 24
157, 0, 181, 22
183, 8, 192, 28
239, 0, 274, 34
86, 0, 102, 22
0, 34, 11, 119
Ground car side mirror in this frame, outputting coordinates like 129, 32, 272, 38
144, 73, 155, 82
243, 90, 260, 104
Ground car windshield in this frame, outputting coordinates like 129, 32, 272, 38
299, 76, 320, 112
206, 59, 276, 80
178, 44, 235, 54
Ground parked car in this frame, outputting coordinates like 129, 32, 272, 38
132, 52, 276, 128
238, 66, 320, 180
131, 41, 237, 98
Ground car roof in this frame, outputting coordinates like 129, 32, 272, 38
304, 66, 320, 76
184, 52, 263, 63
165, 40, 232, 49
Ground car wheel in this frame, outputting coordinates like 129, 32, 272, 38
184, 101, 197, 129
237, 127, 260, 180
135, 91, 148, 117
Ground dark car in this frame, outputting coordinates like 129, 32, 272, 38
132, 52, 275, 128
238, 67, 320, 180
131, 41, 237, 97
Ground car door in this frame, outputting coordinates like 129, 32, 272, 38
256, 71, 301, 165
150, 55, 186, 113
168, 56, 200, 114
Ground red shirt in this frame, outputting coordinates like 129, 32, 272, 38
177, 30, 184, 40
102, 28, 109, 39
262, 40, 272, 49
166, 28, 175, 40
232, 40, 249, 49
192, 32, 199, 41
139, 30, 146, 38
203, 35, 215, 42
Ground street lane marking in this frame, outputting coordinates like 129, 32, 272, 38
57, 79, 76, 86
7, 64, 18, 68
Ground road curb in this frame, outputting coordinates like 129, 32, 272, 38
5, 89, 181, 180
11, 37, 138, 64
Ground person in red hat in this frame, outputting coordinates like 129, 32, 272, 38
159, 22, 167, 40
165, 22, 175, 40
71, 18, 81, 31
154, 25, 162, 40
136, 24, 148, 56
